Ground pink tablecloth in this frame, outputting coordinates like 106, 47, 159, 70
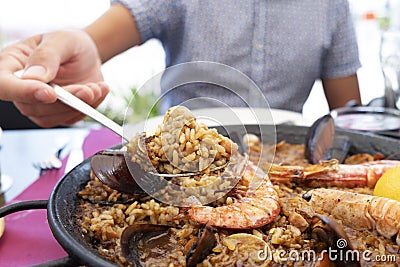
0, 127, 121, 267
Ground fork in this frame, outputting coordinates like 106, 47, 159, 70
33, 145, 66, 174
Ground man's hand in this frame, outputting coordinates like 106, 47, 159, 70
0, 29, 109, 127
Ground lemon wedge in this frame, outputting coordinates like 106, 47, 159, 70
373, 166, 400, 201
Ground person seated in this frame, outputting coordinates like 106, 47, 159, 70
0, 1, 361, 128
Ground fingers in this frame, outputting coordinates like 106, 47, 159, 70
0, 38, 58, 103
22, 30, 99, 83
0, 72, 57, 103
0, 30, 107, 128
0, 30, 103, 106
14, 82, 110, 128
88, 81, 110, 108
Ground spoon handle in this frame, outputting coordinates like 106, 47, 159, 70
14, 70, 127, 141
51, 84, 126, 140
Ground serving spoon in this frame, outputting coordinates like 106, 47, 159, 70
14, 70, 229, 179
14, 70, 127, 141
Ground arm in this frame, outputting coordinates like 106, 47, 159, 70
0, 4, 141, 127
321, 0, 361, 110
322, 74, 361, 110
85, 4, 142, 63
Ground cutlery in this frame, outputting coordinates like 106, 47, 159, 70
14, 70, 127, 141
64, 130, 89, 174
33, 145, 65, 173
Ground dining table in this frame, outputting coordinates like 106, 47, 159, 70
0, 124, 122, 267
0, 108, 306, 266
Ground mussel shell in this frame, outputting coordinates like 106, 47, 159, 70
186, 223, 216, 267
120, 223, 216, 267
312, 214, 360, 267
91, 149, 162, 195
305, 114, 335, 164
120, 224, 175, 267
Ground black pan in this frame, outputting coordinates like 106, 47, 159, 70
1, 124, 400, 266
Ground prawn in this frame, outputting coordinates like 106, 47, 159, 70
244, 133, 400, 188
305, 188, 400, 245
187, 160, 280, 229
268, 159, 400, 188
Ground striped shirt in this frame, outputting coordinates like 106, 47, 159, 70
112, 0, 360, 113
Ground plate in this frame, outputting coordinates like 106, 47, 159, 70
126, 108, 306, 137
331, 106, 400, 131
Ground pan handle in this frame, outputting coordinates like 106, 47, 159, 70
0, 200, 48, 217
29, 256, 79, 267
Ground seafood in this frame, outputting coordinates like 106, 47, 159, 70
245, 132, 400, 188
121, 224, 175, 267
310, 214, 360, 267
120, 223, 216, 267
187, 159, 280, 229
304, 114, 335, 164
186, 223, 216, 267
268, 159, 400, 188
305, 188, 400, 245
220, 233, 269, 264
90, 149, 159, 195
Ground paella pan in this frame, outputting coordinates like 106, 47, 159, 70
1, 106, 399, 266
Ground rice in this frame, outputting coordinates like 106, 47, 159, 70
75, 108, 399, 267
127, 106, 238, 175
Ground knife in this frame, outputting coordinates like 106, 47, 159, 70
64, 130, 89, 175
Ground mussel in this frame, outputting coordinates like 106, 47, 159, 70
120, 224, 176, 267
305, 114, 351, 164
311, 214, 360, 267
304, 114, 335, 164
90, 149, 166, 195
120, 223, 216, 267
186, 223, 216, 267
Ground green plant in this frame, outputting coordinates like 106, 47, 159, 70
124, 88, 160, 125
94, 86, 160, 126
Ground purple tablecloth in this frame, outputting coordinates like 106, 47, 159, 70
0, 127, 121, 267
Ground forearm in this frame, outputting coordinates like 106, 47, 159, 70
322, 74, 361, 110
84, 4, 141, 63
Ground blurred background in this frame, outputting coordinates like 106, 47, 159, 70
1, 0, 400, 126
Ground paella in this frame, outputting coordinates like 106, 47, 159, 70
76, 106, 400, 267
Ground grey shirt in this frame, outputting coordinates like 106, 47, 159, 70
112, 0, 361, 112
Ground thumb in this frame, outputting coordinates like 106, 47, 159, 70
21, 34, 65, 82
22, 65, 51, 81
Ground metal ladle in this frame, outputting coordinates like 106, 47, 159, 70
14, 70, 229, 179
14, 70, 127, 141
